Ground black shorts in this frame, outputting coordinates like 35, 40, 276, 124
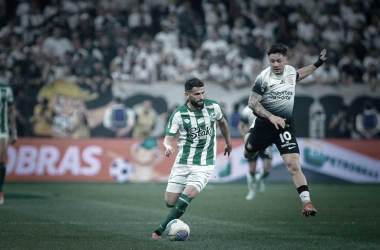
249, 145, 273, 162
245, 118, 300, 155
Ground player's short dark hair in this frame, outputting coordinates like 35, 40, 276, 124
185, 78, 204, 91
267, 44, 288, 56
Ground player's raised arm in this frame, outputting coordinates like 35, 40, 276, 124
297, 49, 327, 81
248, 92, 286, 130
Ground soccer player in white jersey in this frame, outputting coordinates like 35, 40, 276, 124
0, 83, 17, 204
244, 44, 327, 217
152, 78, 232, 238
238, 105, 273, 200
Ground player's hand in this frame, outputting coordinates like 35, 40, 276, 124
164, 146, 175, 157
319, 49, 327, 61
269, 115, 286, 130
224, 144, 232, 156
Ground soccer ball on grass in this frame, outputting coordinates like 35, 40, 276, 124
165, 219, 190, 241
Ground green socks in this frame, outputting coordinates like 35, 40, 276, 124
0, 165, 6, 192
155, 194, 192, 235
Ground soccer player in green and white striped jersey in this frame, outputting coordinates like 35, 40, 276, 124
152, 78, 232, 239
0, 83, 17, 204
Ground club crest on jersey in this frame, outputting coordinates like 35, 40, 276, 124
197, 117, 204, 124
287, 74, 295, 85
188, 126, 212, 139
210, 112, 216, 121
184, 119, 190, 123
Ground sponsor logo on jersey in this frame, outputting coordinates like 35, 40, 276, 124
188, 126, 212, 139
268, 91, 293, 100
184, 119, 190, 123
197, 117, 204, 124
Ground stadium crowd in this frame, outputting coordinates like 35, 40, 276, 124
0, 0, 379, 138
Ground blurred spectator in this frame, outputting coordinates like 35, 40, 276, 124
178, 1, 199, 35
230, 16, 249, 43
362, 64, 380, 90
90, 59, 112, 93
230, 63, 250, 88
236, 47, 261, 82
328, 105, 353, 138
42, 26, 73, 59
341, 53, 363, 84
103, 97, 135, 137
347, 31, 367, 61
132, 100, 156, 138
20, 1, 44, 45
0, 62, 12, 85
98, 35, 116, 69
321, 21, 344, 52
187, 63, 209, 82
132, 58, 152, 84
363, 47, 379, 69
135, 42, 160, 82
9, 62, 27, 96
109, 47, 131, 80
43, 0, 62, 20
208, 56, 231, 89
160, 54, 178, 81
342, 3, 366, 28
29, 98, 53, 137
252, 18, 275, 42
314, 60, 340, 85
13, 88, 30, 136
229, 103, 241, 138
79, 37, 104, 66
201, 30, 229, 57
128, 3, 152, 36
355, 100, 380, 139
297, 13, 315, 44
173, 36, 193, 66
208, 13, 230, 41
154, 20, 178, 54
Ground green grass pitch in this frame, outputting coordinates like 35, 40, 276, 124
1, 182, 379, 250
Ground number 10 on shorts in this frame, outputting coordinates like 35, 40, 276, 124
279, 131, 292, 142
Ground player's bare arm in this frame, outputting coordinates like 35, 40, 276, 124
248, 92, 286, 130
217, 117, 232, 156
297, 49, 327, 81
163, 135, 175, 157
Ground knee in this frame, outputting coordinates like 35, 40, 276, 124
244, 150, 257, 160
285, 160, 301, 175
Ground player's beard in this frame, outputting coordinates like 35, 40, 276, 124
190, 99, 204, 108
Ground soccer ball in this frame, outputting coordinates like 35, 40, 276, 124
165, 219, 190, 241
109, 158, 134, 183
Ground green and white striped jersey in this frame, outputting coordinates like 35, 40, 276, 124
166, 99, 224, 166
0, 84, 15, 134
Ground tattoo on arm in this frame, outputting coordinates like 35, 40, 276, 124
248, 92, 272, 119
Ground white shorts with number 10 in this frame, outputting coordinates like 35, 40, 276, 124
166, 163, 214, 193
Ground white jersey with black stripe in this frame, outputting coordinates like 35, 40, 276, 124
251, 65, 297, 120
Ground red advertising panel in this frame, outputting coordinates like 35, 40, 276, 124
6, 138, 242, 182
